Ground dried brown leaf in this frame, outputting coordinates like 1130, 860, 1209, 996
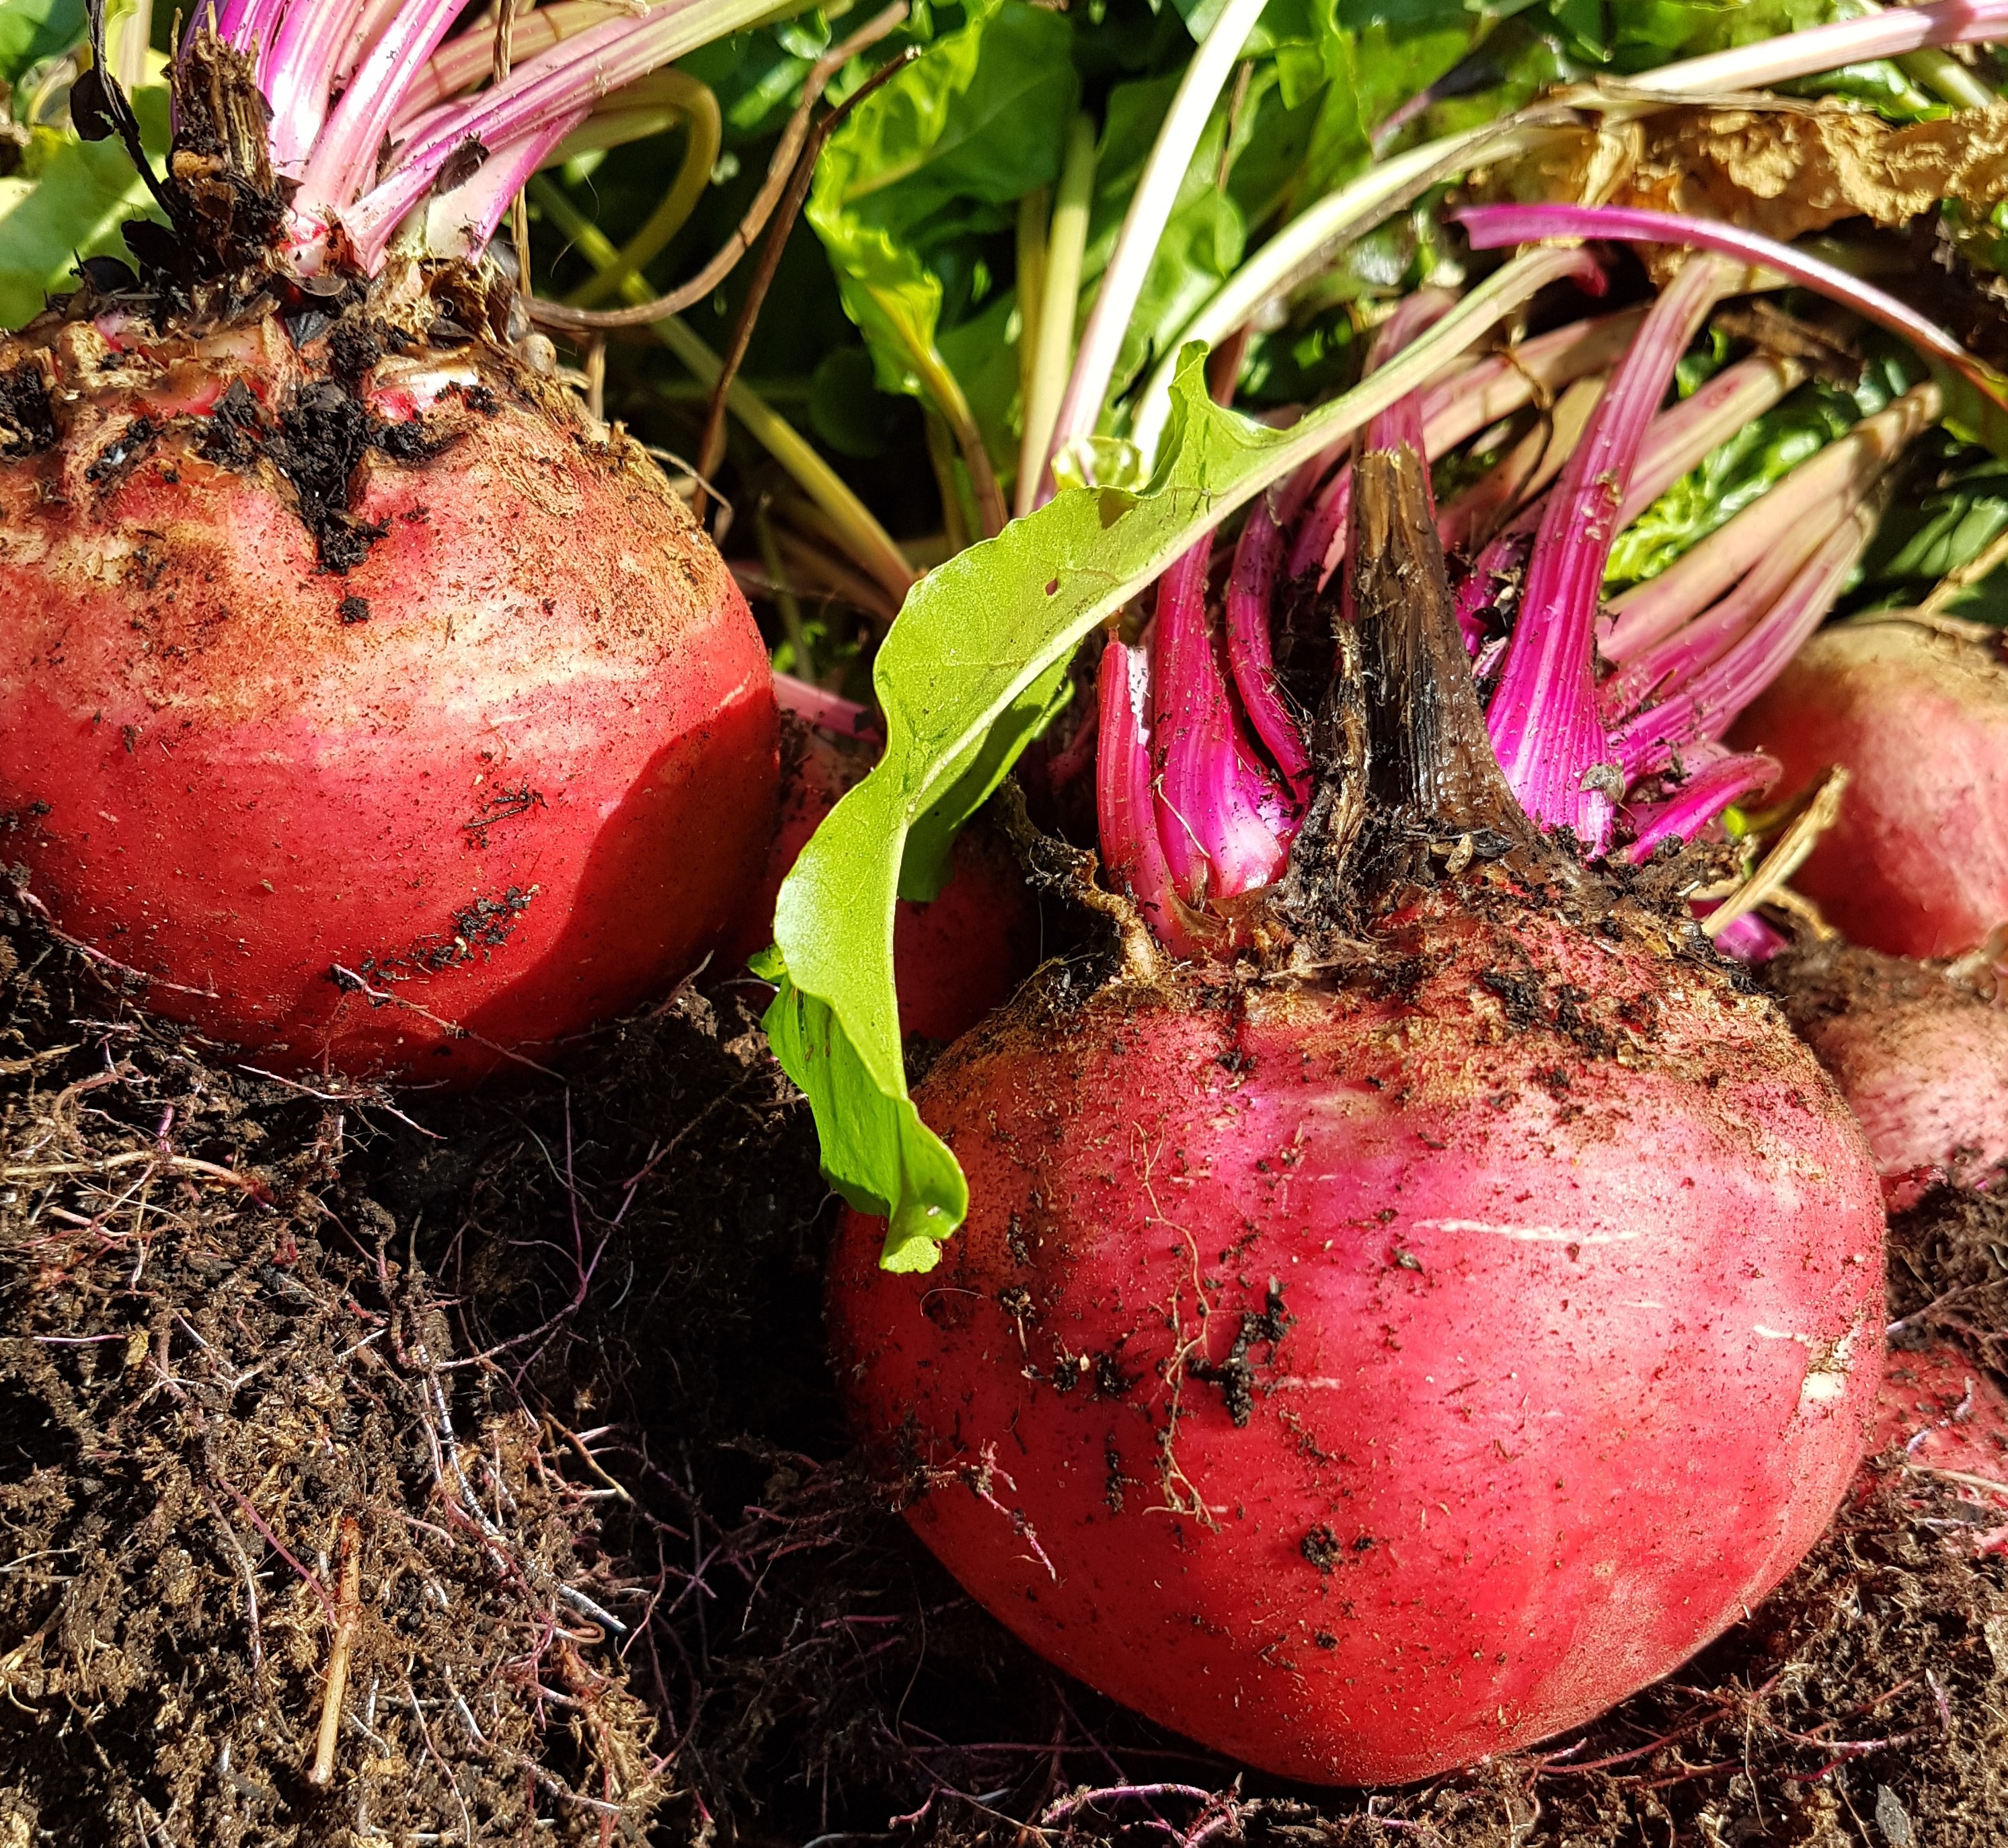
1477, 102, 2008, 246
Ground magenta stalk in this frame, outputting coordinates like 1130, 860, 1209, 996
1484, 257, 1734, 851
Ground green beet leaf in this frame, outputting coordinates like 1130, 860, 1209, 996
807, 0, 1078, 477
0, 83, 168, 330
761, 247, 1586, 1271
0, 0, 82, 87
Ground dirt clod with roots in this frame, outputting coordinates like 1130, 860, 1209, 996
3, 884, 2005, 1846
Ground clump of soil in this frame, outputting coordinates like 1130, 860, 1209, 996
0, 887, 663, 1844
4, 879, 2007, 1847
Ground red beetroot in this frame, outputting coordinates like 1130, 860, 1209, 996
0, 313, 776, 1081
724, 714, 1038, 1043
831, 906, 1882, 1783
1730, 621, 2008, 960
830, 440, 1884, 1783
1769, 941, 2008, 1190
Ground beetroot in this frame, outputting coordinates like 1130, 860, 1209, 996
0, 16, 779, 1081
1768, 940, 2008, 1190
725, 711, 1038, 1044
0, 318, 774, 1081
833, 903, 1883, 1783
1730, 621, 2008, 960
831, 379, 1885, 1779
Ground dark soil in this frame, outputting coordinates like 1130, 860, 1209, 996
3, 883, 2006, 1847
0, 887, 663, 1844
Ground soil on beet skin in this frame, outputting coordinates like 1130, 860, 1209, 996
2, 883, 2006, 1846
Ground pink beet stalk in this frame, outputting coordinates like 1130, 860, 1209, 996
773, 672, 876, 738
169, 0, 781, 275
1455, 202, 2008, 421
1455, 530, 1529, 660
1288, 307, 1635, 583
1225, 500, 1313, 805
1436, 417, 1557, 557
1639, 0, 2008, 96
1448, 350, 1804, 564
1096, 636, 1194, 958
1602, 386, 1941, 664
1484, 256, 1732, 851
213, 0, 284, 60
1624, 748, 1781, 864
1615, 354, 1806, 529
1364, 290, 1461, 455
293, 0, 468, 229
1613, 504, 1878, 782
424, 107, 592, 262
1151, 541, 1297, 907
265, 0, 371, 174
334, 0, 408, 91
1713, 911, 1790, 962
1598, 509, 1848, 724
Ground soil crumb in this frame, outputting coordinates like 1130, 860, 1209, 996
3, 888, 2006, 1847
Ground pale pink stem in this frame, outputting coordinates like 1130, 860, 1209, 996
1455, 202, 2006, 416
1275, 446, 1336, 528
774, 672, 874, 738
338, 1, 722, 268
1486, 258, 1732, 852
1473, 352, 1800, 559
335, 0, 410, 91
212, 0, 286, 60
1288, 309, 1644, 583
1225, 500, 1313, 804
1466, 351, 1805, 586
1624, 749, 1780, 863
395, 0, 625, 126
1640, 0, 2008, 97
1436, 417, 1557, 557
1615, 353, 1805, 529
422, 108, 588, 261
1601, 389, 1937, 664
266, 0, 370, 175
294, 0, 468, 227
1613, 504, 1875, 781
1151, 541, 1295, 907
1598, 504, 1845, 724
1292, 470, 1353, 587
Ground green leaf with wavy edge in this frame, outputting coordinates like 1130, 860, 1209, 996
759, 244, 1594, 1271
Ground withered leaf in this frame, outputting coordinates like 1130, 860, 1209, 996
1478, 102, 2008, 246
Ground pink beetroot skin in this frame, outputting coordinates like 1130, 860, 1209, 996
0, 311, 777, 1081
832, 898, 1884, 1785
1769, 941, 2008, 1190
723, 716, 1038, 1044
1730, 621, 2008, 960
